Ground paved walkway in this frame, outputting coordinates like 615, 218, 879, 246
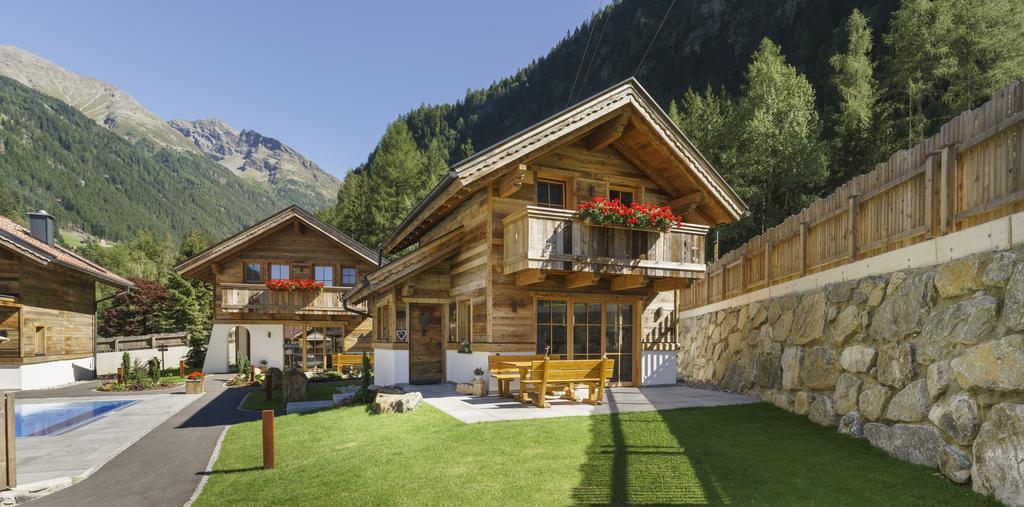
416, 383, 756, 424
27, 376, 257, 507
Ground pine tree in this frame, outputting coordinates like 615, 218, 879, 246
0, 185, 19, 218
726, 39, 829, 249
828, 9, 891, 187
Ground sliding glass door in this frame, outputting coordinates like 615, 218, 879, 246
536, 299, 636, 385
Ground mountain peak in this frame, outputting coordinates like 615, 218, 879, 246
0, 45, 199, 153
169, 118, 340, 204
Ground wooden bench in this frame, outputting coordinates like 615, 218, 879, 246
487, 354, 561, 397
333, 353, 373, 373
519, 357, 614, 408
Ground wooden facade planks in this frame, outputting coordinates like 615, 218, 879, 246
681, 80, 1024, 309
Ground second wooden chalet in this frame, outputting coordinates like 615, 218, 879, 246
175, 206, 381, 373
346, 79, 746, 387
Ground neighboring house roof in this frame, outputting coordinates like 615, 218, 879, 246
174, 205, 382, 281
381, 78, 748, 254
0, 215, 133, 289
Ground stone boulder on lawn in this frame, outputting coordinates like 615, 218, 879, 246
371, 392, 424, 414
282, 368, 308, 402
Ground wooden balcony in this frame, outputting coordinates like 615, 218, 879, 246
220, 284, 366, 315
502, 206, 708, 290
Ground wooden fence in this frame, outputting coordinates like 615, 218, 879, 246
96, 332, 189, 353
681, 81, 1024, 310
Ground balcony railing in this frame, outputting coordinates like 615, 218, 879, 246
502, 206, 708, 279
220, 284, 366, 315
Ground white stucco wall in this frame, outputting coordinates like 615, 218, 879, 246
640, 351, 677, 386
95, 346, 189, 376
204, 324, 283, 373
373, 348, 409, 386
0, 356, 96, 390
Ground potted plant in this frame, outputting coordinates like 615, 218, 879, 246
472, 367, 487, 396
185, 371, 205, 394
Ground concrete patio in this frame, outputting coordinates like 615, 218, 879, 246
414, 383, 756, 424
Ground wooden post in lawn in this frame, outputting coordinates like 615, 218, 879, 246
1, 392, 15, 488
179, 360, 185, 378
262, 410, 275, 469
265, 371, 273, 401
117, 367, 125, 384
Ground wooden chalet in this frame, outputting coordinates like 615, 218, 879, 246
175, 206, 381, 373
347, 79, 746, 387
0, 211, 133, 390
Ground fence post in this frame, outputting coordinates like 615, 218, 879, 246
939, 145, 958, 235
117, 367, 125, 384
848, 194, 860, 262
179, 360, 185, 378
799, 222, 809, 277
765, 240, 773, 287
262, 410, 275, 469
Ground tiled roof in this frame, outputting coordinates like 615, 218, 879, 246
0, 215, 133, 289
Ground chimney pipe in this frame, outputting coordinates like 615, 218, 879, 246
27, 210, 55, 246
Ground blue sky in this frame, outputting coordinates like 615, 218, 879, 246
1, 1, 603, 177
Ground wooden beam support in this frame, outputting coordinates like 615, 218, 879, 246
292, 220, 304, 235
610, 274, 647, 291
668, 190, 706, 215
585, 112, 631, 151
210, 262, 222, 276
652, 277, 691, 292
498, 164, 528, 198
565, 272, 600, 289
514, 269, 546, 287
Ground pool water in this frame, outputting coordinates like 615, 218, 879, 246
15, 400, 137, 437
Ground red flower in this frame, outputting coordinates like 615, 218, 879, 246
266, 279, 325, 292
187, 371, 205, 380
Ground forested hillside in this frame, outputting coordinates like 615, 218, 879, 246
0, 76, 284, 242
324, 0, 1024, 254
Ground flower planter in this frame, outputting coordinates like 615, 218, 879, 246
185, 379, 205, 394
581, 218, 664, 234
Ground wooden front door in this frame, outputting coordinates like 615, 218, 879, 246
409, 304, 443, 384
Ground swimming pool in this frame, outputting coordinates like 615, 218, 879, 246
15, 400, 138, 437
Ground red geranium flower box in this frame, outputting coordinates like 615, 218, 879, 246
265, 279, 325, 291
576, 197, 683, 232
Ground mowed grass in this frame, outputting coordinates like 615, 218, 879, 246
240, 381, 357, 411
196, 402, 998, 506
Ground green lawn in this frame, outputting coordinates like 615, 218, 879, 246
196, 402, 997, 506
239, 381, 358, 411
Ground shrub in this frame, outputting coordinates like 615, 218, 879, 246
351, 352, 375, 403
120, 352, 131, 380
147, 357, 161, 382
474, 367, 485, 376
236, 351, 250, 379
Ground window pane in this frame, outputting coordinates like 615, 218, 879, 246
244, 263, 261, 283
537, 183, 549, 205
550, 183, 563, 208
573, 326, 587, 355
314, 265, 333, 285
573, 303, 587, 324
341, 267, 357, 286
270, 264, 289, 280
552, 325, 567, 355
606, 326, 620, 352
588, 303, 601, 324
537, 300, 551, 324
550, 301, 566, 324
536, 326, 550, 354
588, 326, 602, 356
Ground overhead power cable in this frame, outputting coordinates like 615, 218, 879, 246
634, 0, 676, 78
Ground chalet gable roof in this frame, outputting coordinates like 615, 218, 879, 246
174, 205, 381, 281
0, 215, 133, 289
381, 78, 747, 253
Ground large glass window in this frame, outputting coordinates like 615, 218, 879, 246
270, 264, 290, 280
244, 262, 262, 283
341, 267, 357, 286
536, 300, 567, 355
283, 325, 303, 369
536, 179, 566, 209
314, 265, 334, 286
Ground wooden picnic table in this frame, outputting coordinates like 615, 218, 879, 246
497, 360, 578, 404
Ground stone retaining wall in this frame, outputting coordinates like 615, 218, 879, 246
678, 246, 1024, 506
